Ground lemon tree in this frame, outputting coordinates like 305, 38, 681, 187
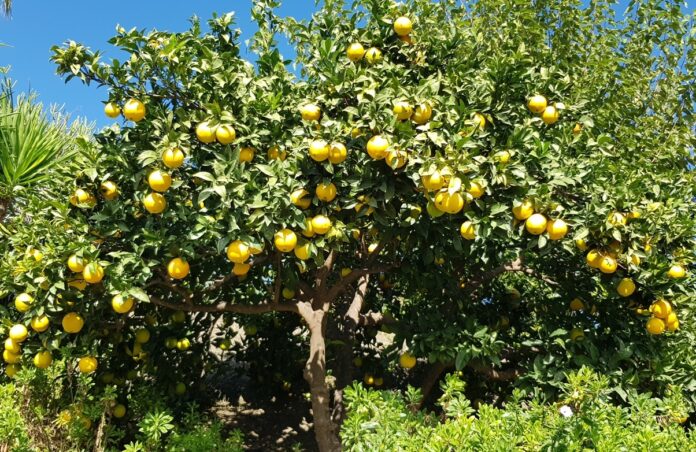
0, 0, 693, 449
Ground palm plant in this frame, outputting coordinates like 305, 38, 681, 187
2, 0, 11, 18
0, 83, 77, 221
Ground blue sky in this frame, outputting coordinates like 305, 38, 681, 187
0, 1, 316, 128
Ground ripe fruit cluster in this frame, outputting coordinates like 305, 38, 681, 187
527, 94, 563, 125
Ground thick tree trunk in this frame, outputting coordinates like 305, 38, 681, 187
304, 309, 341, 451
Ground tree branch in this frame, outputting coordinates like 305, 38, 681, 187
357, 311, 396, 327
344, 275, 369, 328
148, 295, 299, 315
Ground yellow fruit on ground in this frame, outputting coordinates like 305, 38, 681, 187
422, 171, 444, 191
646, 317, 665, 335
546, 219, 568, 240
473, 112, 486, 128
569, 328, 585, 341
573, 123, 583, 134
617, 278, 636, 297
3, 350, 20, 364
33, 350, 52, 369
650, 300, 672, 319
316, 182, 337, 202
300, 104, 321, 122
9, 324, 28, 342
67, 254, 86, 273
83, 262, 105, 284
215, 124, 236, 144
167, 257, 190, 280
274, 229, 298, 253
575, 238, 588, 251
162, 148, 185, 169
393, 101, 413, 120
290, 189, 311, 209
227, 240, 250, 263
135, 328, 150, 344
196, 121, 217, 143
412, 103, 433, 125
399, 352, 417, 369
112, 295, 134, 314
113, 404, 126, 419
78, 356, 98, 374
30, 315, 50, 333
386, 149, 408, 169
366, 135, 390, 160
4, 338, 20, 354
123, 99, 145, 122
346, 42, 365, 62
527, 95, 547, 114
393, 16, 413, 36
525, 214, 547, 235
311, 215, 332, 235
294, 242, 312, 261
143, 192, 167, 214
667, 264, 686, 279
460, 221, 476, 240
512, 199, 534, 220
104, 102, 121, 118
467, 181, 484, 199
569, 298, 585, 311
62, 312, 84, 334
100, 181, 119, 200
232, 262, 251, 276
14, 293, 33, 312
599, 255, 618, 274
541, 105, 559, 125
608, 212, 627, 226
148, 170, 172, 192
309, 140, 329, 162
328, 142, 347, 164
365, 47, 382, 64
239, 147, 255, 163
6, 364, 20, 378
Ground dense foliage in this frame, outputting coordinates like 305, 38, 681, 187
0, 0, 694, 449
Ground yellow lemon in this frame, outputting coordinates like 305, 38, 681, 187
570, 328, 585, 341
569, 298, 584, 311
33, 350, 52, 369
608, 212, 627, 226
227, 240, 250, 263
573, 123, 582, 134
527, 95, 547, 114
239, 147, 255, 163
586, 249, 603, 268
112, 295, 134, 314
274, 229, 298, 253
148, 170, 172, 192
78, 356, 98, 374
311, 215, 332, 235
412, 103, 433, 125
232, 262, 251, 276
393, 16, 413, 36
67, 254, 86, 273
83, 262, 104, 284
300, 104, 321, 121
617, 278, 636, 297
385, 149, 408, 169
473, 112, 486, 128
62, 312, 84, 334
100, 181, 119, 200
196, 121, 217, 143
667, 264, 686, 279
294, 242, 312, 261
328, 142, 347, 164
123, 99, 145, 122
546, 219, 568, 240
512, 199, 534, 220
399, 352, 416, 369
309, 140, 329, 162
30, 315, 50, 333
575, 239, 588, 251
215, 124, 236, 144
422, 171, 444, 191
5, 364, 20, 378
541, 105, 559, 125
494, 150, 511, 163
346, 43, 365, 62
525, 214, 547, 235
316, 182, 337, 202
598, 255, 618, 274
366, 135, 390, 160
646, 317, 665, 335
268, 146, 286, 160
393, 101, 413, 120
3, 350, 21, 364
290, 189, 311, 209
650, 300, 672, 319
666, 312, 679, 331
167, 257, 190, 279
113, 404, 126, 419
9, 325, 28, 342
460, 221, 476, 240
134, 328, 150, 344
143, 192, 166, 214
162, 148, 185, 169
176, 338, 191, 351
104, 102, 121, 118
4, 338, 20, 354
14, 293, 33, 312
365, 47, 382, 64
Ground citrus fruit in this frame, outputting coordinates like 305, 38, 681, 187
167, 257, 190, 279
123, 99, 145, 122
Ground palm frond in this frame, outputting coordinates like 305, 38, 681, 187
1, 0, 11, 17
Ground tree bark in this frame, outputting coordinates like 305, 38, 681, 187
303, 309, 341, 451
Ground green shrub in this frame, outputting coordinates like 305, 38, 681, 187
0, 383, 32, 452
342, 367, 695, 451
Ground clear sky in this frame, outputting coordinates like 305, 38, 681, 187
0, 0, 316, 128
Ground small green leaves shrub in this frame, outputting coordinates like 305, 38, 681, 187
0, 383, 31, 452
342, 367, 696, 451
